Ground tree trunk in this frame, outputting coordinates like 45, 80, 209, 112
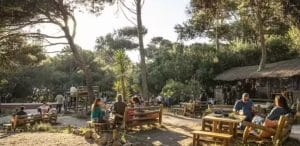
63, 25, 95, 104
136, 0, 149, 101
121, 76, 126, 99
256, 0, 266, 71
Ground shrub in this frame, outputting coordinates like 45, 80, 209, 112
32, 123, 53, 132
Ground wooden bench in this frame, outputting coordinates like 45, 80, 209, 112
4, 113, 57, 133
12, 115, 33, 131
184, 102, 208, 117
122, 105, 163, 129
192, 130, 233, 146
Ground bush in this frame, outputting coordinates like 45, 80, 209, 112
32, 123, 54, 132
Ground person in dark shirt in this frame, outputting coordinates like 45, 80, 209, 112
113, 95, 127, 116
113, 95, 127, 124
16, 106, 27, 116
265, 95, 289, 121
234, 93, 254, 122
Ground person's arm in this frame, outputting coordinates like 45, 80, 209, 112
233, 101, 241, 113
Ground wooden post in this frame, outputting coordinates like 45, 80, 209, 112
159, 104, 163, 125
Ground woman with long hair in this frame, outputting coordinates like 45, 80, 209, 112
255, 95, 290, 137
91, 98, 106, 123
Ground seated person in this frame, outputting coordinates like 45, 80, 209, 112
132, 96, 142, 108
11, 106, 27, 128
16, 106, 27, 116
48, 105, 57, 114
233, 93, 254, 122
113, 94, 127, 123
39, 102, 50, 114
37, 108, 42, 115
91, 98, 106, 123
251, 95, 290, 137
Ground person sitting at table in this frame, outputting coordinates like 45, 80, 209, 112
113, 94, 127, 123
132, 96, 142, 108
48, 105, 57, 114
91, 98, 106, 123
250, 95, 290, 137
16, 106, 27, 116
233, 93, 254, 122
39, 101, 50, 114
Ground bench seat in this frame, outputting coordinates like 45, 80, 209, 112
192, 130, 232, 146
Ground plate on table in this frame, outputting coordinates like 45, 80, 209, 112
212, 113, 223, 117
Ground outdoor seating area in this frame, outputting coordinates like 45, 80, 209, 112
1, 0, 300, 146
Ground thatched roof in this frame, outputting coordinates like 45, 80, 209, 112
215, 58, 300, 81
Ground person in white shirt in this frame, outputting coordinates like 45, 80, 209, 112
55, 93, 64, 113
39, 102, 49, 114
70, 86, 78, 97
156, 95, 163, 104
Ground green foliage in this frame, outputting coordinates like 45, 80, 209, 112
32, 123, 54, 132
161, 79, 188, 102
287, 26, 300, 52
113, 50, 132, 99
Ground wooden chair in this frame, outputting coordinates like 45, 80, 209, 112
192, 130, 233, 146
184, 102, 207, 117
242, 114, 291, 146
122, 105, 163, 129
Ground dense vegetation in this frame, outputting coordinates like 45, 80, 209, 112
0, 0, 299, 102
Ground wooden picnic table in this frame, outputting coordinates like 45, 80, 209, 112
202, 113, 246, 137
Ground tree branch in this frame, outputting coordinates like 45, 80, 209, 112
119, 0, 137, 14
42, 42, 69, 47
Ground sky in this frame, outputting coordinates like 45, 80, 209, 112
41, 0, 195, 61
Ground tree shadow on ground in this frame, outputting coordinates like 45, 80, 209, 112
127, 127, 191, 146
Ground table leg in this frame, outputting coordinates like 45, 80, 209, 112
233, 123, 237, 137
229, 123, 234, 135
213, 121, 219, 132
201, 119, 206, 131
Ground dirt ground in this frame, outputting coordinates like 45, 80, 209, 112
1, 113, 300, 146
0, 132, 97, 146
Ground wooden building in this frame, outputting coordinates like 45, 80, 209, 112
214, 58, 300, 103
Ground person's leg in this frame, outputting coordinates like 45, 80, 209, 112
57, 104, 61, 113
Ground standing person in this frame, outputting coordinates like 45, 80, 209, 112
91, 98, 106, 123
113, 95, 127, 124
55, 93, 64, 114
233, 93, 254, 122
63, 96, 68, 112
70, 86, 78, 107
